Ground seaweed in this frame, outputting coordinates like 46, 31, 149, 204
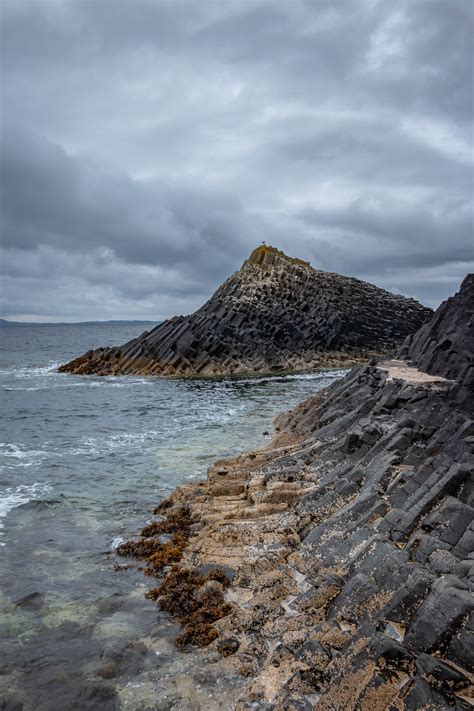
140, 506, 192, 538
115, 505, 233, 649
151, 565, 233, 647
118, 506, 193, 569
181, 588, 232, 626
140, 520, 163, 538
153, 566, 204, 616
153, 499, 173, 515
204, 567, 231, 587
144, 532, 188, 574
217, 638, 240, 657
176, 623, 219, 648
115, 538, 161, 558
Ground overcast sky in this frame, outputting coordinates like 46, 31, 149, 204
1, 0, 473, 321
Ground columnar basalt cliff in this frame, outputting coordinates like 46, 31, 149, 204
118, 275, 473, 709
59, 246, 431, 377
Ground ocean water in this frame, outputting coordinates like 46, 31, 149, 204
0, 322, 344, 710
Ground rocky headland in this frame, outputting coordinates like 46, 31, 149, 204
59, 246, 431, 377
117, 274, 473, 709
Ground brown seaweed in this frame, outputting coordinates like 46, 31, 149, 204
115, 505, 233, 648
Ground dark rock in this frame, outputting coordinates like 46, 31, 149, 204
14, 591, 44, 611
99, 640, 149, 677
415, 653, 471, 691
59, 245, 431, 377
446, 610, 474, 671
371, 634, 414, 667
404, 580, 473, 653
341, 431, 364, 453
400, 274, 474, 382
0, 699, 24, 711
400, 676, 460, 710
73, 682, 118, 710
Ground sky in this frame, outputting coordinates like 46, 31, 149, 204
1, 0, 473, 322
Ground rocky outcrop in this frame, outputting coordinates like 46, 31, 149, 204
399, 274, 474, 384
59, 245, 431, 377
118, 274, 473, 709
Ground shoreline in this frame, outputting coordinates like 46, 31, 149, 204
116, 355, 473, 708
59, 351, 382, 379
115, 275, 473, 709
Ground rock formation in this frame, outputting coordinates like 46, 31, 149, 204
118, 274, 474, 709
59, 245, 431, 377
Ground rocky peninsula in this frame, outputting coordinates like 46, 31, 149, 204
117, 274, 473, 709
59, 246, 431, 377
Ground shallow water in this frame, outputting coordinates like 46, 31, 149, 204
0, 322, 344, 710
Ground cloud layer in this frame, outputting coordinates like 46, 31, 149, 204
1, 0, 472, 320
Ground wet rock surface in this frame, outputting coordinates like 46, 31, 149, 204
119, 275, 473, 708
59, 246, 431, 377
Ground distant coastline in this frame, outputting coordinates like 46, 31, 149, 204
0, 318, 157, 326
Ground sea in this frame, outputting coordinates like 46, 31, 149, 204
0, 321, 344, 710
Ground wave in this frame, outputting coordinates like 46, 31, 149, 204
0, 428, 179, 467
4, 381, 107, 391
0, 362, 61, 379
2, 373, 156, 391
0, 443, 53, 469
0, 482, 52, 543
67, 429, 167, 456
1, 363, 344, 393
231, 369, 344, 385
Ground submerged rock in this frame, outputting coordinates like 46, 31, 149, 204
59, 245, 431, 377
118, 274, 473, 708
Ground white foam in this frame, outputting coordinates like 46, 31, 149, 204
231, 369, 344, 385
0, 362, 61, 379
0, 443, 51, 469
5, 382, 103, 391
3, 375, 155, 391
67, 429, 165, 456
111, 536, 124, 550
0, 482, 52, 543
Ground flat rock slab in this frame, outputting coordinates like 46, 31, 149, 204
377, 359, 451, 384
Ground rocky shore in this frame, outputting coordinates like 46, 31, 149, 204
117, 274, 473, 709
59, 246, 431, 377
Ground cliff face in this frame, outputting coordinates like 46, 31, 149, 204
118, 274, 474, 709
59, 245, 431, 377
400, 273, 474, 384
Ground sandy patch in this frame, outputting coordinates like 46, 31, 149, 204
377, 359, 450, 384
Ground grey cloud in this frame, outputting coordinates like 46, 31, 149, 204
0, 0, 473, 320
1, 125, 258, 271
298, 200, 473, 268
